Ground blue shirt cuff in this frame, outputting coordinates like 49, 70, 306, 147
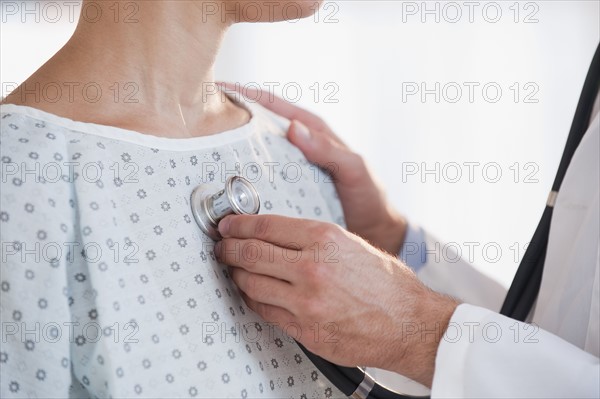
398, 223, 427, 272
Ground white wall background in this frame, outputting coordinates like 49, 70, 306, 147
2, 1, 599, 291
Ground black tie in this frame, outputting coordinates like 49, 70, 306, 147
500, 43, 600, 321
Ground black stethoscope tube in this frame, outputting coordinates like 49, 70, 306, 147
297, 342, 427, 398
500, 42, 600, 321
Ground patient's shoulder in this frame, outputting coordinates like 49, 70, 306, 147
1, 105, 70, 147
1, 105, 76, 217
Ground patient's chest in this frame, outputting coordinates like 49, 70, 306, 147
64, 125, 344, 398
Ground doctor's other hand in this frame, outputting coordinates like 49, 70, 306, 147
219, 83, 407, 255
215, 214, 460, 388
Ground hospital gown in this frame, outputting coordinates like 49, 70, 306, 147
0, 99, 346, 398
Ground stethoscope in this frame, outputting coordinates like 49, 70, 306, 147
190, 43, 600, 399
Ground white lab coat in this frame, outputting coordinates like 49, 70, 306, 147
419, 111, 600, 397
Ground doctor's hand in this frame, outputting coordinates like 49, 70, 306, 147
215, 214, 460, 388
219, 83, 407, 255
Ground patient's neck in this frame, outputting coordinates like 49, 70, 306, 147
3, 0, 250, 138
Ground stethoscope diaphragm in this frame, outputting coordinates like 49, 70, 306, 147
191, 176, 261, 240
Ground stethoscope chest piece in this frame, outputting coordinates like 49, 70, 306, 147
191, 176, 260, 241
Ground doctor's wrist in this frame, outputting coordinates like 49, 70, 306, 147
392, 289, 460, 388
364, 210, 407, 255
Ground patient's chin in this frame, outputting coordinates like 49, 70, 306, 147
226, 0, 324, 23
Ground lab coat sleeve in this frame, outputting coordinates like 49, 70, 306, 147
432, 303, 600, 398
414, 231, 507, 312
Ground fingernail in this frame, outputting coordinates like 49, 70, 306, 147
214, 241, 222, 257
292, 120, 311, 142
219, 217, 231, 236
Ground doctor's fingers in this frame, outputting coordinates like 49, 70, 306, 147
217, 82, 362, 180
218, 214, 323, 249
287, 121, 369, 185
231, 267, 297, 315
216, 238, 301, 282
239, 291, 296, 327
